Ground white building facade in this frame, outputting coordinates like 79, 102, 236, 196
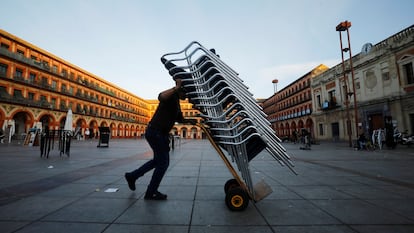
311, 25, 414, 142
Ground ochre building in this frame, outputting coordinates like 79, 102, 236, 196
0, 29, 202, 142
263, 65, 328, 141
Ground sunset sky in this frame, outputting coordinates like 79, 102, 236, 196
1, 0, 413, 99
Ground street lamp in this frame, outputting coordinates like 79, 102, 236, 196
336, 20, 359, 147
272, 79, 278, 93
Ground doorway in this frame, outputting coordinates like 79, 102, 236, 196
369, 113, 384, 131
331, 122, 339, 141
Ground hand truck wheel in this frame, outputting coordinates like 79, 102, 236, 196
224, 178, 239, 194
225, 187, 249, 211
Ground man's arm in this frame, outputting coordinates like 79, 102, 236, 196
159, 79, 182, 101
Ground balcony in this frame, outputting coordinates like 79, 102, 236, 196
39, 100, 51, 108
13, 75, 25, 82
0, 48, 126, 102
0, 86, 11, 99
321, 100, 339, 111
0, 47, 50, 72
0, 91, 58, 109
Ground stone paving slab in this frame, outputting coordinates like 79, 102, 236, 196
0, 139, 413, 233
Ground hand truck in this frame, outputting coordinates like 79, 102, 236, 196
161, 42, 296, 211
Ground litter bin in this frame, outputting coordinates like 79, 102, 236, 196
97, 127, 110, 147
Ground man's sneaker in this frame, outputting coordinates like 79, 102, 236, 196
144, 191, 167, 200
124, 173, 136, 191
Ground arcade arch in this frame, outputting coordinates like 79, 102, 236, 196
39, 113, 55, 130
89, 120, 98, 139
11, 111, 33, 139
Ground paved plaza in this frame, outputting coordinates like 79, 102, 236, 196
0, 138, 413, 233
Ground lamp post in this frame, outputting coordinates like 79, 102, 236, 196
336, 20, 359, 147
271, 78, 279, 135
272, 79, 278, 93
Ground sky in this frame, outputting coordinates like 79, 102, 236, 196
1, 0, 413, 99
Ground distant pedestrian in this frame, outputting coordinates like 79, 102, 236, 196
170, 133, 175, 150
292, 130, 298, 144
300, 129, 311, 150
357, 133, 367, 150
85, 128, 90, 140
0, 128, 4, 143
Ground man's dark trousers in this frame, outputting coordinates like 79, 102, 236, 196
130, 127, 170, 194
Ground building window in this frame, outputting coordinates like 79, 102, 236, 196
316, 95, 321, 107
61, 84, 67, 92
28, 92, 35, 100
41, 77, 48, 87
15, 68, 23, 77
40, 95, 47, 102
328, 90, 336, 103
382, 68, 390, 81
0, 43, 10, 49
382, 72, 390, 81
0, 63, 7, 74
76, 104, 82, 113
51, 98, 56, 108
51, 80, 57, 90
0, 86, 8, 95
29, 73, 36, 83
42, 61, 49, 69
319, 123, 324, 136
403, 62, 414, 85
61, 69, 67, 77
13, 89, 23, 99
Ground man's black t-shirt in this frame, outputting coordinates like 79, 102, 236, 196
149, 92, 183, 134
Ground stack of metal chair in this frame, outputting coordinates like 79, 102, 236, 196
161, 41, 296, 201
